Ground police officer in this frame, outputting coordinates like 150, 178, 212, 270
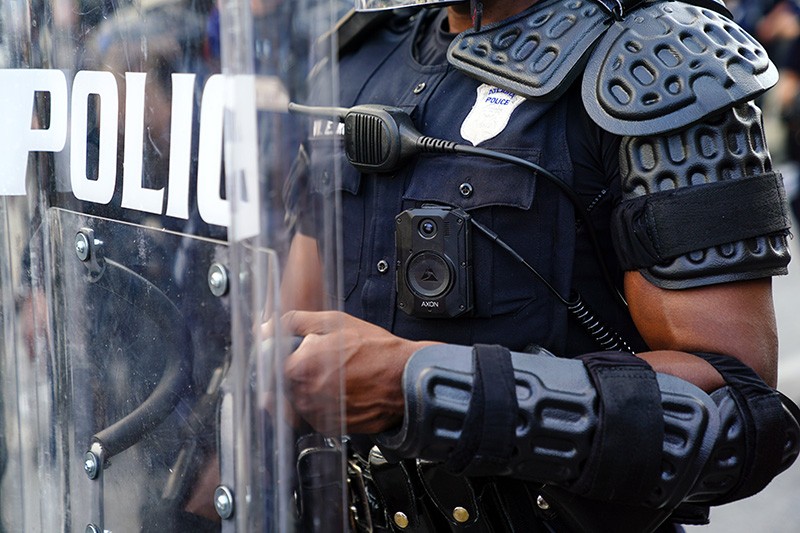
281, 0, 800, 530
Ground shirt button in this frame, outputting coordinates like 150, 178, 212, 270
377, 259, 389, 273
413, 82, 426, 94
459, 182, 474, 197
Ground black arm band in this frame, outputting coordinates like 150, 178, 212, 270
612, 172, 791, 270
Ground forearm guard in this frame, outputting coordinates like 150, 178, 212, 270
377, 345, 800, 513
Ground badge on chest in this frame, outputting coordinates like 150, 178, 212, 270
460, 84, 526, 146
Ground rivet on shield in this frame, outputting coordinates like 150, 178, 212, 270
75, 232, 90, 262
208, 263, 229, 297
83, 451, 100, 480
214, 485, 235, 519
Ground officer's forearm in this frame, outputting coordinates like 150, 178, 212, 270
638, 350, 725, 393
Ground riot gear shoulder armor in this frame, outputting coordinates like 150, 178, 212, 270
611, 101, 791, 288
447, 0, 776, 136
447, 0, 611, 102
581, 0, 776, 136
411, 0, 790, 287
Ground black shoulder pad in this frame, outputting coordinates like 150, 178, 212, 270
582, 0, 777, 136
612, 102, 792, 289
447, 0, 611, 101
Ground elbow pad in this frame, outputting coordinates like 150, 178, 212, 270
687, 353, 800, 505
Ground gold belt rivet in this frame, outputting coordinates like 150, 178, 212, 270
453, 506, 470, 523
393, 511, 409, 529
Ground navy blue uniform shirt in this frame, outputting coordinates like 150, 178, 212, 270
293, 7, 646, 357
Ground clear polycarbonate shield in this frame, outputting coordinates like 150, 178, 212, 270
355, 0, 464, 11
0, 0, 348, 531
219, 0, 351, 531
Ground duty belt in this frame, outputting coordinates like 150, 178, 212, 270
295, 435, 562, 533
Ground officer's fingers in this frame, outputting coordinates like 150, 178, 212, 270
260, 317, 276, 338
283, 336, 342, 428
283, 338, 309, 378
284, 347, 312, 414
280, 309, 341, 336
283, 333, 325, 392
260, 390, 307, 432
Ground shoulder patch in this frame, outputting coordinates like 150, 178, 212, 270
582, 1, 777, 136
447, 0, 610, 101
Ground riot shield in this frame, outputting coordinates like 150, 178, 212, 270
0, 0, 348, 531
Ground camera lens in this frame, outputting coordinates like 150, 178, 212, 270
406, 252, 452, 298
419, 219, 437, 239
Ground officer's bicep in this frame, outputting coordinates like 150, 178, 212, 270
625, 270, 778, 388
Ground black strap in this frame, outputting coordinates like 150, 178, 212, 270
417, 462, 487, 529
692, 352, 787, 502
613, 173, 790, 269
368, 454, 429, 532
572, 352, 664, 503
593, 0, 731, 19
446, 344, 518, 475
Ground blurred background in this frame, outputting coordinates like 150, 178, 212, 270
687, 1, 800, 530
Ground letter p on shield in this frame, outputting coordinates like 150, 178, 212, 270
0, 69, 68, 196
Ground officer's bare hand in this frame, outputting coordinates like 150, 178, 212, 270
281, 310, 437, 435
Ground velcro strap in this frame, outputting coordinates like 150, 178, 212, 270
573, 352, 664, 502
692, 352, 787, 502
612, 173, 790, 269
446, 344, 518, 475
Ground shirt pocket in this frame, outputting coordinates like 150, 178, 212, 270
403, 148, 543, 317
